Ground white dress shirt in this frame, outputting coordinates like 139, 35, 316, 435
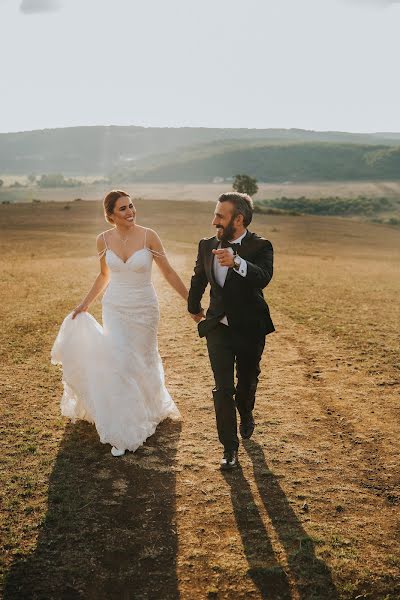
213, 230, 248, 326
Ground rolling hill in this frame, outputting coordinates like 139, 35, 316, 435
116, 142, 400, 183
1, 125, 400, 178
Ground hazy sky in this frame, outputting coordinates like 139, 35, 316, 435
1, 0, 399, 133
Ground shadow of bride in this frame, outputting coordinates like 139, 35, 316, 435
4, 419, 181, 600
243, 439, 338, 600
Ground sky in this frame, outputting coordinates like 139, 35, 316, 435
0, 0, 399, 133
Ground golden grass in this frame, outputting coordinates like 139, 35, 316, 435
0, 200, 399, 599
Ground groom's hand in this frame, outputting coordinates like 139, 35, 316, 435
190, 308, 205, 323
212, 248, 235, 268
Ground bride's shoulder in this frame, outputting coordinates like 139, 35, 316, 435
96, 228, 114, 250
142, 228, 165, 255
142, 227, 160, 241
97, 228, 114, 240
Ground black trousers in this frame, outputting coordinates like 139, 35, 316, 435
206, 324, 266, 451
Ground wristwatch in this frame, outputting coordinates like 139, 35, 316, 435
233, 255, 241, 270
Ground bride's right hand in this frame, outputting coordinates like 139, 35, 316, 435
72, 303, 88, 319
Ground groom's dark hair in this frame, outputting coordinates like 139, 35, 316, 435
218, 192, 254, 227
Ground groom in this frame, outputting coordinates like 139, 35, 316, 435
188, 192, 274, 470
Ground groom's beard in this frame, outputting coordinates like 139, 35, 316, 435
217, 218, 236, 247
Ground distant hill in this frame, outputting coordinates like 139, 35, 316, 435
119, 142, 400, 183
1, 125, 400, 177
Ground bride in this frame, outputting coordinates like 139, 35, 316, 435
51, 190, 187, 456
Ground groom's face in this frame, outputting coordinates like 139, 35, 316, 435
212, 201, 237, 242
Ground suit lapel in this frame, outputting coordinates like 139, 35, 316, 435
235, 230, 252, 259
207, 237, 220, 286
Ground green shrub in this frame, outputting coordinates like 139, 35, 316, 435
255, 195, 398, 216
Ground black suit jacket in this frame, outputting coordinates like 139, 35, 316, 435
188, 230, 275, 340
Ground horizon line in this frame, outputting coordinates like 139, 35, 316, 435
1, 124, 400, 136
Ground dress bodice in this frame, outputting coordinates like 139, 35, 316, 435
100, 229, 164, 309
105, 247, 153, 286
102, 247, 155, 314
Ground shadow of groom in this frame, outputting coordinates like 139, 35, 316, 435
4, 419, 181, 600
223, 440, 338, 599
222, 466, 292, 600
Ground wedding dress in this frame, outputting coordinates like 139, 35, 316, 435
51, 230, 180, 452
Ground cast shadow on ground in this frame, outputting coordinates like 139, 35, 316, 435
223, 439, 338, 600
4, 419, 182, 600
222, 468, 292, 599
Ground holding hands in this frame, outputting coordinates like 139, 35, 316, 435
190, 308, 205, 323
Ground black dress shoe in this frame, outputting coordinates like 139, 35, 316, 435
240, 415, 255, 439
220, 449, 238, 471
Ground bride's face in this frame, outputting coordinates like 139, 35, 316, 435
112, 197, 136, 227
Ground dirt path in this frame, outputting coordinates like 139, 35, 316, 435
155, 254, 399, 599
2, 250, 399, 600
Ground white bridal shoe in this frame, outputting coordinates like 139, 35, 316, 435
111, 446, 125, 457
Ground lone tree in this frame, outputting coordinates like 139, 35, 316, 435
233, 174, 258, 197
38, 174, 80, 188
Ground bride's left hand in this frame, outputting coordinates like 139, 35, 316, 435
72, 303, 88, 319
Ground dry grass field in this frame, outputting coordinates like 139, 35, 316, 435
0, 199, 399, 599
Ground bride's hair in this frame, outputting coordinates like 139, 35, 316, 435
103, 190, 131, 224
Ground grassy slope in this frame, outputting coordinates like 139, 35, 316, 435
128, 143, 400, 183
2, 125, 400, 176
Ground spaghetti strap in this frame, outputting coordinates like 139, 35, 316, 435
149, 248, 166, 257
145, 228, 166, 258
98, 232, 108, 258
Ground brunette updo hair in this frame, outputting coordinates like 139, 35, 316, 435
103, 189, 131, 224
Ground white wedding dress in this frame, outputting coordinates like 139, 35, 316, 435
51, 232, 180, 452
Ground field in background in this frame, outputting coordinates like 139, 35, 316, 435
0, 200, 399, 599
2, 179, 400, 204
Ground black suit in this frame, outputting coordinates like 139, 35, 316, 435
188, 230, 274, 451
